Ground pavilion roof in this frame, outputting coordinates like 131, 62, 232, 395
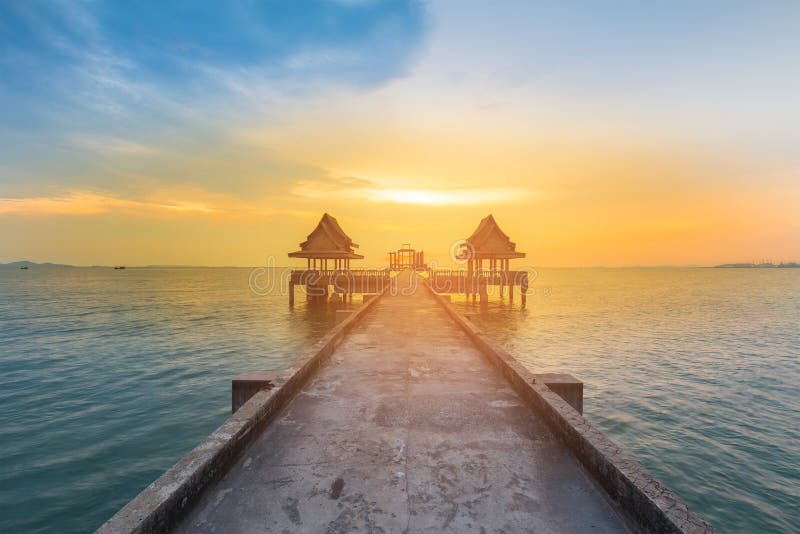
288, 213, 364, 260
463, 214, 526, 259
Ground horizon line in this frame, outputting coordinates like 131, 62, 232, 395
4, 260, 799, 270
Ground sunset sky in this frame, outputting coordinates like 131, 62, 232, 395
1, 1, 799, 266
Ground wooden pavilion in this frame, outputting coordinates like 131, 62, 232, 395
388, 244, 427, 271
460, 214, 525, 273
287, 213, 387, 304
431, 214, 529, 306
288, 213, 363, 270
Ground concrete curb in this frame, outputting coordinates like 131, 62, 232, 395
421, 277, 715, 534
97, 292, 385, 534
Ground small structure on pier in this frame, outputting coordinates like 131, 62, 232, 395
388, 244, 427, 271
432, 214, 529, 306
288, 213, 363, 271
459, 213, 525, 271
287, 213, 387, 304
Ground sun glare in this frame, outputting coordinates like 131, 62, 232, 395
368, 188, 526, 206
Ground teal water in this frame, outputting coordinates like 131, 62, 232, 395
0, 267, 340, 533
453, 268, 800, 532
0, 267, 798, 532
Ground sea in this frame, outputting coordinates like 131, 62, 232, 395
0, 266, 797, 532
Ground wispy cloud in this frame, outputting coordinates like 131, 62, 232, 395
71, 135, 160, 155
0, 191, 219, 216
0, 1, 427, 127
0, 1, 429, 198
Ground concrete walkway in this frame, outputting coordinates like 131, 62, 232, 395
177, 272, 630, 533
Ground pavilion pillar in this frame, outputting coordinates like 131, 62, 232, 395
289, 281, 295, 305
466, 259, 473, 297
469, 260, 481, 304
476, 259, 482, 300
521, 272, 528, 308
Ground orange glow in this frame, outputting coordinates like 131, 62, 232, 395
368, 188, 527, 206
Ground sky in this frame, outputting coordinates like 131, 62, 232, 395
1, 0, 799, 267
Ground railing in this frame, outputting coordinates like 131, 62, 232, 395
429, 269, 528, 282
290, 268, 389, 278
428, 269, 529, 294
290, 269, 391, 294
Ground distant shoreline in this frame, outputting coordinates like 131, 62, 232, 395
715, 263, 800, 269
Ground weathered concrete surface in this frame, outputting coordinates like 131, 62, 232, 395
425, 280, 714, 533
533, 373, 584, 415
176, 271, 630, 533
98, 288, 386, 534
232, 371, 279, 414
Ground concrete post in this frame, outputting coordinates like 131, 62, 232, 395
533, 373, 583, 414
232, 371, 278, 413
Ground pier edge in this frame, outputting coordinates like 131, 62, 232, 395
96, 291, 386, 534
420, 276, 715, 534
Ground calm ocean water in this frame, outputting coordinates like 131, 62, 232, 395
0, 267, 798, 532
453, 268, 800, 533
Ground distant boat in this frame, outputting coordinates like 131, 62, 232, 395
114, 266, 126, 270
20, 266, 29, 270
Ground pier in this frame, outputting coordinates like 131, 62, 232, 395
101, 269, 713, 533
181, 270, 623, 532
